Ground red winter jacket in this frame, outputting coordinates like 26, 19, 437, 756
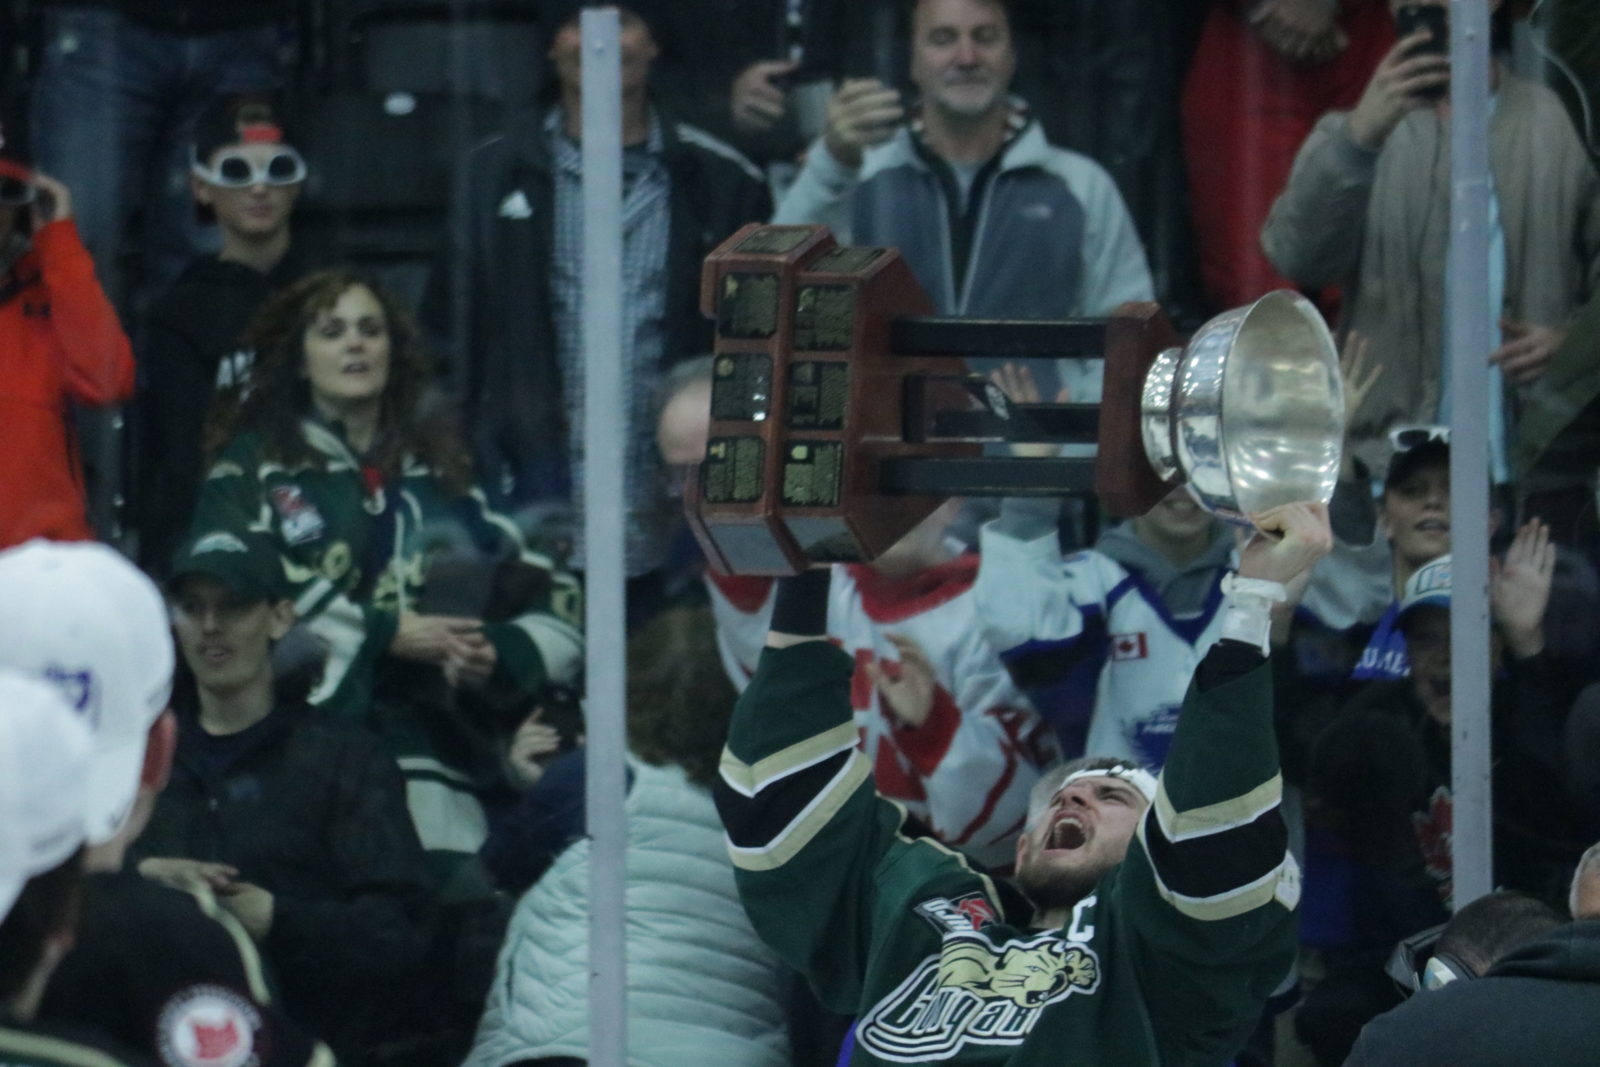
0, 219, 134, 547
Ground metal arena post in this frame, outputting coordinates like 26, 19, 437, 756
1446, 0, 1495, 910
581, 8, 627, 1065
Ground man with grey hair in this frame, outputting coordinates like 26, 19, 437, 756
666, 353, 1058, 869
654, 354, 715, 477
773, 0, 1151, 405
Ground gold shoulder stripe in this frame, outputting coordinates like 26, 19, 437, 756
719, 722, 859, 798
1137, 821, 1300, 921
895, 813, 1006, 924
189, 885, 274, 1004
1153, 772, 1282, 842
728, 751, 870, 871
0, 1028, 133, 1067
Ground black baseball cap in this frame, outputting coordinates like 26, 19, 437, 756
169, 529, 290, 603
193, 92, 295, 167
1384, 436, 1450, 493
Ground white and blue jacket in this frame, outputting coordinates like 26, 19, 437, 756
975, 504, 1235, 769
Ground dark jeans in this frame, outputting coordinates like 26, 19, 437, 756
30, 5, 282, 303
30, 6, 282, 539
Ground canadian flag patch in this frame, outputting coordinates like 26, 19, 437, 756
1111, 633, 1148, 661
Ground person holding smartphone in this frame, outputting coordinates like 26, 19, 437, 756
0, 118, 135, 549
1262, 0, 1600, 527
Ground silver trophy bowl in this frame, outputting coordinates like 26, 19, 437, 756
1141, 290, 1343, 525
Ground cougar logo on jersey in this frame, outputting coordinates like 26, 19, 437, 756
858, 930, 1100, 1061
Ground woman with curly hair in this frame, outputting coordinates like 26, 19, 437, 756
190, 269, 584, 888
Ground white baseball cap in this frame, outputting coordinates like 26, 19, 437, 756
0, 670, 95, 922
0, 541, 175, 845
1400, 554, 1452, 618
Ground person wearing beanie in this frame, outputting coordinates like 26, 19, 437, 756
135, 93, 325, 578
448, 0, 770, 610
0, 117, 135, 549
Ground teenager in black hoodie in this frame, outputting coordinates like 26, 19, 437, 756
135, 94, 322, 576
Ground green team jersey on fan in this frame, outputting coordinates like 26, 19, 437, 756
715, 640, 1299, 1066
191, 420, 584, 719
190, 419, 584, 880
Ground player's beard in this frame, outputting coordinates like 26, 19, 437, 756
1016, 856, 1106, 920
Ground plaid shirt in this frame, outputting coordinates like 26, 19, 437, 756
548, 108, 675, 576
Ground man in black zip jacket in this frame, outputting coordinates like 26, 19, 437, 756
134, 529, 436, 1063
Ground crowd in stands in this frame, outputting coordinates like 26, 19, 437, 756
4, 0, 1600, 1064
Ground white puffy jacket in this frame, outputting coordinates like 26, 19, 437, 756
464, 757, 790, 1067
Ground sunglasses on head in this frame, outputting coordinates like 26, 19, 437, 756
0, 175, 36, 207
191, 146, 307, 188
1389, 424, 1451, 452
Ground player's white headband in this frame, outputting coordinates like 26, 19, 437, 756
1030, 764, 1159, 827
1056, 765, 1158, 803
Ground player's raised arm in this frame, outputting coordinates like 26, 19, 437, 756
1121, 502, 1332, 1057
713, 569, 881, 1007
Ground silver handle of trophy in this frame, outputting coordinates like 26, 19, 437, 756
1139, 347, 1184, 485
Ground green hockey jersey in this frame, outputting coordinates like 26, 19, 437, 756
190, 420, 584, 878
715, 640, 1298, 1066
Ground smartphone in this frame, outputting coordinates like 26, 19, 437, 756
1395, 4, 1449, 101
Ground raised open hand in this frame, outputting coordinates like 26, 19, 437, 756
1491, 518, 1554, 659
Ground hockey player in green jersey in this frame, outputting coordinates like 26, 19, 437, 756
715, 501, 1332, 1065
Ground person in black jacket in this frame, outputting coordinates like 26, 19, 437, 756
135, 94, 323, 578
1347, 916, 1600, 1066
445, 0, 771, 612
135, 528, 436, 1063
0, 539, 331, 1067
